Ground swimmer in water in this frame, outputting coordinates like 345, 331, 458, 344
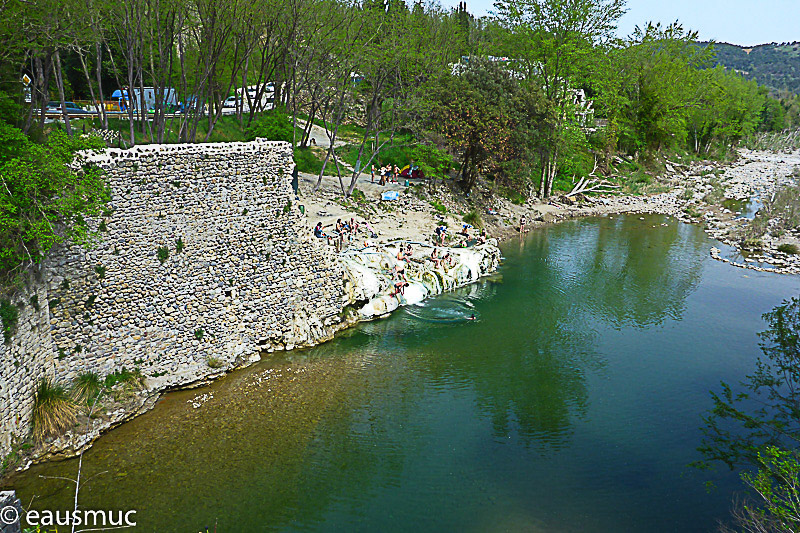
467, 314, 476, 320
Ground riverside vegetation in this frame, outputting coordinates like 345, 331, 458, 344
1, 0, 800, 529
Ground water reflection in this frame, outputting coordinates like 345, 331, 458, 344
5, 215, 748, 533
555, 215, 706, 328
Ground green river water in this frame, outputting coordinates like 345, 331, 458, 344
6, 213, 800, 532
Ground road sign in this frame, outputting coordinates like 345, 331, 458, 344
21, 74, 31, 86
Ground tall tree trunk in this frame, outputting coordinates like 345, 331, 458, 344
53, 50, 72, 137
95, 42, 107, 129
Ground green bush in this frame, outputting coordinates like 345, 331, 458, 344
245, 108, 293, 143
429, 200, 447, 214
175, 237, 185, 253
0, 299, 18, 343
0, 123, 108, 282
351, 188, 367, 204
777, 243, 799, 254
294, 147, 323, 174
743, 238, 764, 250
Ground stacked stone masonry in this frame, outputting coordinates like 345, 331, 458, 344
0, 140, 346, 459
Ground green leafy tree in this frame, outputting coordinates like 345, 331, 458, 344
698, 297, 800, 530
730, 446, 800, 532
493, 0, 625, 198
698, 297, 800, 470
0, 123, 108, 280
428, 60, 520, 193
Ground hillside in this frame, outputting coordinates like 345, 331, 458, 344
707, 41, 800, 94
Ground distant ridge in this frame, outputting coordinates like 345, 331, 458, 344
702, 41, 800, 94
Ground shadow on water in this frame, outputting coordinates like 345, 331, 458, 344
6, 214, 799, 532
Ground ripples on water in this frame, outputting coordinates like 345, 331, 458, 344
6, 214, 800, 533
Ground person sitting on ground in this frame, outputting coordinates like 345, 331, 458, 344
429, 247, 443, 268
396, 247, 407, 262
442, 252, 456, 268
477, 228, 487, 245
406, 243, 413, 257
393, 260, 407, 281
460, 224, 472, 237
314, 222, 325, 238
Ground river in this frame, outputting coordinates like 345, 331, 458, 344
6, 213, 800, 532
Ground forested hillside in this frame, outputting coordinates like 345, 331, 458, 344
709, 41, 800, 94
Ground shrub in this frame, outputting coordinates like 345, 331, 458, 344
175, 237, 185, 253
0, 299, 18, 343
777, 243, 799, 255
463, 209, 483, 228
207, 356, 223, 368
294, 147, 323, 175
430, 200, 447, 214
157, 245, 169, 264
94, 264, 106, 279
194, 328, 204, 341
72, 372, 103, 405
32, 378, 77, 442
29, 294, 39, 311
743, 238, 764, 250
351, 188, 367, 204
245, 109, 293, 143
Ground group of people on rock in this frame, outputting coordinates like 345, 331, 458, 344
313, 217, 379, 251
433, 223, 487, 248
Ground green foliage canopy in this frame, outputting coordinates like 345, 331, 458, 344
0, 123, 108, 280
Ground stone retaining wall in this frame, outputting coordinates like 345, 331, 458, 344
0, 140, 346, 459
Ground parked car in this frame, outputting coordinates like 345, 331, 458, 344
47, 101, 89, 114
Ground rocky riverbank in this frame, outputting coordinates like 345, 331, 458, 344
299, 148, 800, 274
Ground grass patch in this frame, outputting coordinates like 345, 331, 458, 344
777, 243, 799, 254
102, 114, 251, 145
463, 209, 483, 228
32, 378, 77, 442
293, 147, 342, 176
429, 200, 447, 214
207, 356, 223, 368
103, 368, 144, 389
72, 372, 103, 405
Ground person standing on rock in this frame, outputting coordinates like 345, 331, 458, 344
519, 215, 526, 233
